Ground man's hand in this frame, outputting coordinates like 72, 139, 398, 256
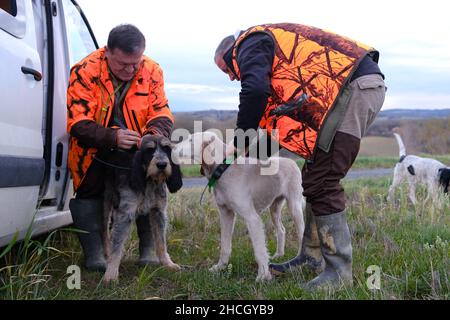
116, 129, 141, 150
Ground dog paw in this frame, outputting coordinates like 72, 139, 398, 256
137, 258, 161, 267
165, 262, 181, 271
102, 270, 119, 284
209, 263, 227, 273
270, 252, 284, 260
256, 271, 272, 282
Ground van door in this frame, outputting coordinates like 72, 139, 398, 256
0, 0, 45, 244
0, 0, 98, 247
39, 0, 97, 207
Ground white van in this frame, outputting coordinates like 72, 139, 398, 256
0, 0, 98, 247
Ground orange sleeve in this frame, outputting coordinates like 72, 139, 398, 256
145, 63, 174, 127
66, 64, 98, 134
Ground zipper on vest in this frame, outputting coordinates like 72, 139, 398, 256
124, 101, 141, 135
99, 81, 115, 127
131, 109, 143, 136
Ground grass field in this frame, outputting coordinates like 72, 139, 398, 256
1, 176, 448, 300
179, 135, 450, 177
181, 154, 450, 178
358, 136, 399, 157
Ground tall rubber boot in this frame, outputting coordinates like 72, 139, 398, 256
136, 214, 160, 266
303, 210, 353, 290
69, 198, 106, 272
269, 203, 325, 275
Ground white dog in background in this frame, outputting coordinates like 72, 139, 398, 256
387, 133, 450, 205
174, 132, 305, 281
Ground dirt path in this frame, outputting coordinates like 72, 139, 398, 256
182, 168, 393, 188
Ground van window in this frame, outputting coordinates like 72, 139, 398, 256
0, 0, 25, 38
0, 0, 17, 17
61, 0, 96, 66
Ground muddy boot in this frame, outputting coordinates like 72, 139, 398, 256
136, 214, 160, 266
69, 198, 106, 272
303, 210, 353, 291
269, 203, 325, 275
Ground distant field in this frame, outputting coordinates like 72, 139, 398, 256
179, 135, 450, 177
359, 136, 399, 157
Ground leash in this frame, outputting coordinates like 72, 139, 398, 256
207, 157, 234, 192
93, 154, 132, 171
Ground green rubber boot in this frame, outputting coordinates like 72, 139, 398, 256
269, 203, 325, 275
303, 210, 353, 291
69, 198, 106, 272
136, 214, 160, 266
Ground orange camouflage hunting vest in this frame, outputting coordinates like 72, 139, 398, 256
232, 23, 378, 159
67, 47, 173, 191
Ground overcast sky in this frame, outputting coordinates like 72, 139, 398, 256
76, 0, 450, 112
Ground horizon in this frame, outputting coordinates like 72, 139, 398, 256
172, 107, 450, 114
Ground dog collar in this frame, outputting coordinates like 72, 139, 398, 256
207, 157, 234, 192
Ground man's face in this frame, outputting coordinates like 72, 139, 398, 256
106, 47, 144, 81
215, 55, 237, 81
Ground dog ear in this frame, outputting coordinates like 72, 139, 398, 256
167, 154, 183, 193
160, 136, 172, 147
199, 148, 210, 177
200, 164, 205, 176
199, 139, 216, 177
165, 144, 183, 193
130, 150, 147, 192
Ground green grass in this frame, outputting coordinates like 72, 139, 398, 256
180, 164, 202, 178
0, 218, 71, 300
2, 176, 448, 300
351, 156, 398, 169
353, 154, 450, 170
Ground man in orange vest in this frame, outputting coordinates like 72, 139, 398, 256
215, 23, 386, 290
67, 24, 174, 271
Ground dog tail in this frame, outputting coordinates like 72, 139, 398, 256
393, 133, 407, 159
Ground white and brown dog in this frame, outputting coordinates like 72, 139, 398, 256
387, 133, 450, 205
174, 132, 305, 281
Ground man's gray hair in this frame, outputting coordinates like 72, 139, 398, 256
214, 35, 235, 60
107, 24, 145, 54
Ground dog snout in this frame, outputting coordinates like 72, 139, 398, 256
157, 161, 168, 170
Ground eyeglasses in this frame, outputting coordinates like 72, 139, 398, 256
114, 60, 142, 71
107, 53, 143, 71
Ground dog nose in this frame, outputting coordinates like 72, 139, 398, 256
157, 162, 167, 170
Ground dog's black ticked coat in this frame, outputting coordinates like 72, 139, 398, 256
439, 168, 450, 193
102, 135, 182, 283
388, 133, 450, 205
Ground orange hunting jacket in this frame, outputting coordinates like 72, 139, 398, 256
67, 47, 173, 191
231, 23, 378, 159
